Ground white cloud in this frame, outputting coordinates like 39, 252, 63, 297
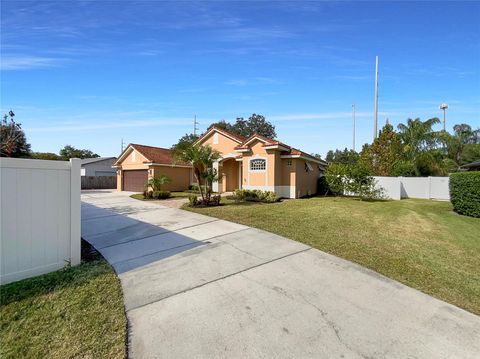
1, 56, 65, 70
24, 117, 215, 132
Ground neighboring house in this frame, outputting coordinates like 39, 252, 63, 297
113, 144, 192, 192
460, 160, 480, 171
81, 157, 117, 176
195, 126, 327, 198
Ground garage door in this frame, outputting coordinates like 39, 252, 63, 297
123, 170, 148, 192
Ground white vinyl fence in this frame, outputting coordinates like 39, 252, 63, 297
373, 176, 450, 200
0, 158, 81, 285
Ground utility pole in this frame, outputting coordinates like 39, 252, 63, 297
352, 103, 356, 151
193, 115, 199, 136
439, 103, 448, 131
373, 55, 379, 140
120, 138, 126, 154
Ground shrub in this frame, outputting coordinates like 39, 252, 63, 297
324, 163, 346, 195
232, 189, 279, 203
449, 172, 480, 218
317, 176, 331, 196
188, 184, 200, 191
392, 160, 418, 177
187, 193, 221, 207
210, 194, 221, 206
325, 162, 385, 200
144, 190, 153, 199
146, 175, 171, 192
188, 194, 198, 207
152, 191, 171, 199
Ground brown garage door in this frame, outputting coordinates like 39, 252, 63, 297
123, 170, 148, 192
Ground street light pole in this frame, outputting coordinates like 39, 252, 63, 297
439, 103, 448, 131
352, 103, 356, 151
373, 55, 379, 140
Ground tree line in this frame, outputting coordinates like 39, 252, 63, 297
326, 117, 480, 177
1, 111, 100, 160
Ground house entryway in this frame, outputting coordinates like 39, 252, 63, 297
218, 158, 241, 193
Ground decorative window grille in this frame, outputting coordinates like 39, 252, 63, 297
250, 159, 266, 171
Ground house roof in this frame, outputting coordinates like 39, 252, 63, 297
195, 125, 247, 145
114, 144, 190, 166
233, 133, 327, 165
181, 123, 328, 165
80, 157, 116, 166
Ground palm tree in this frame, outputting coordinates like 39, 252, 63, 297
439, 124, 480, 165
174, 144, 221, 203
146, 175, 171, 192
397, 117, 440, 161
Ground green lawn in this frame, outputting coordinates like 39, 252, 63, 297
130, 191, 194, 201
185, 197, 480, 315
0, 242, 126, 359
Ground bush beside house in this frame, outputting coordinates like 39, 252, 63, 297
449, 172, 480, 218
232, 189, 279, 203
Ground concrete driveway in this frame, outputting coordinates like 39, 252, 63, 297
81, 190, 480, 358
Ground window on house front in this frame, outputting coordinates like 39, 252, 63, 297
286, 160, 292, 167
250, 158, 266, 171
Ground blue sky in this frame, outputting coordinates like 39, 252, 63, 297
1, 0, 479, 157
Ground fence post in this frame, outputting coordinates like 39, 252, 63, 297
428, 176, 432, 200
70, 158, 81, 266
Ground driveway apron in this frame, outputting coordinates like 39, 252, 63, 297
81, 190, 480, 359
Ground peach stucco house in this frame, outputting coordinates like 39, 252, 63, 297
195, 126, 327, 198
114, 126, 327, 198
113, 144, 192, 192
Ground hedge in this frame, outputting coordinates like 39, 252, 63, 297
449, 172, 480, 218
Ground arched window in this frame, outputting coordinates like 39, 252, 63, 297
250, 158, 266, 171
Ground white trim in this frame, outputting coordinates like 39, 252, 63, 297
213, 132, 219, 144
219, 153, 238, 160
212, 161, 219, 192
238, 162, 242, 189
280, 154, 327, 165
263, 144, 289, 151
234, 148, 250, 153
144, 162, 192, 168
242, 135, 269, 146
275, 185, 296, 199
114, 145, 135, 165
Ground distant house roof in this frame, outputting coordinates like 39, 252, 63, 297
80, 157, 116, 166
460, 160, 480, 170
114, 144, 190, 166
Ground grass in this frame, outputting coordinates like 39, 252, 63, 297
0, 242, 126, 359
130, 191, 195, 201
185, 197, 480, 315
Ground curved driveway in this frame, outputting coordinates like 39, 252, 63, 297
81, 190, 480, 358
